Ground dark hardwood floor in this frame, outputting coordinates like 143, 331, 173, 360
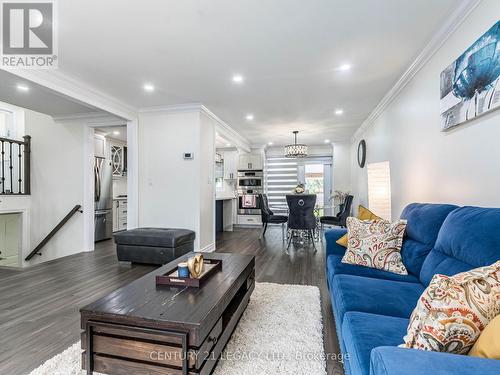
0, 227, 343, 375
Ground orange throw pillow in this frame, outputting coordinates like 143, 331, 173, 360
469, 314, 500, 359
335, 205, 381, 247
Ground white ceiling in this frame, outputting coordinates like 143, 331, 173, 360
0, 70, 100, 116
7, 0, 464, 145
215, 134, 231, 149
96, 125, 127, 142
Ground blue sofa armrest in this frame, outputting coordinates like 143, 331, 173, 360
324, 228, 348, 258
370, 347, 500, 375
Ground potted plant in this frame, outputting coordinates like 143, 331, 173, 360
331, 190, 350, 212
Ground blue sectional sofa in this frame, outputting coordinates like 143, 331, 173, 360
325, 203, 500, 375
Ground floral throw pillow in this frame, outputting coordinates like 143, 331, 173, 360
341, 217, 408, 275
401, 261, 500, 354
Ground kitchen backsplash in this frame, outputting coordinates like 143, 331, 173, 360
113, 177, 127, 198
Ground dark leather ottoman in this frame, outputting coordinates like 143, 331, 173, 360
114, 228, 195, 265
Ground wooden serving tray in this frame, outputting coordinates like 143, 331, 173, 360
156, 258, 222, 288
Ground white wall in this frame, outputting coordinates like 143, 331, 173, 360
24, 109, 86, 265
138, 107, 215, 252
332, 142, 351, 194
351, 0, 500, 219
0, 103, 87, 266
199, 112, 216, 251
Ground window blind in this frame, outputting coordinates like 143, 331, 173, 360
264, 157, 298, 214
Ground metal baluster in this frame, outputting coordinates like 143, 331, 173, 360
0, 141, 3, 194
9, 141, 13, 194
18, 143, 22, 193
23, 135, 31, 195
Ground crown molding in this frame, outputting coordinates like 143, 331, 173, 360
351, 0, 482, 142
1, 69, 137, 121
200, 105, 251, 152
139, 103, 251, 152
53, 112, 127, 126
138, 103, 204, 114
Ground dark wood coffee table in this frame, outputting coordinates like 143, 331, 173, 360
80, 252, 255, 375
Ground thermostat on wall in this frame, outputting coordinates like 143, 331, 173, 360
183, 152, 194, 159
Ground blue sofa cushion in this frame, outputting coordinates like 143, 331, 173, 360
342, 312, 408, 375
420, 206, 500, 285
399, 203, 458, 276
324, 228, 348, 258
327, 254, 420, 284
331, 275, 424, 323
370, 347, 500, 375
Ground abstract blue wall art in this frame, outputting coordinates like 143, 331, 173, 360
440, 21, 500, 130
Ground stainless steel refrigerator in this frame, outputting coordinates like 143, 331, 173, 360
94, 157, 113, 241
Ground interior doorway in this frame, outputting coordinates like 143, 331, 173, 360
93, 125, 128, 242
82, 119, 138, 253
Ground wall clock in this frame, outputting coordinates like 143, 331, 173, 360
357, 140, 366, 168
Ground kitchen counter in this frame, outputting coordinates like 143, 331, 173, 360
215, 195, 237, 232
216, 195, 236, 201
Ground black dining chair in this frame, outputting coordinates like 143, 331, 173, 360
320, 195, 353, 239
286, 194, 317, 252
259, 194, 288, 241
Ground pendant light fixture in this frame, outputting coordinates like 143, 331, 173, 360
284, 130, 308, 158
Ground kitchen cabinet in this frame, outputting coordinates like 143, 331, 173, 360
223, 150, 238, 179
94, 135, 106, 158
250, 153, 263, 170
237, 214, 262, 225
109, 141, 127, 177
238, 154, 249, 171
238, 153, 263, 171
113, 199, 127, 232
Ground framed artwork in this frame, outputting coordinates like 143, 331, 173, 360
440, 21, 500, 130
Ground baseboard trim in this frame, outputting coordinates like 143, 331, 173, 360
199, 242, 216, 253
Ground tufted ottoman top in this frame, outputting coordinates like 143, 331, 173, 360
114, 227, 195, 248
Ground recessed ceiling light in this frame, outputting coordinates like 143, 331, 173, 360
268, 142, 273, 146
245, 114, 254, 121
143, 83, 155, 92
335, 109, 344, 115
324, 139, 330, 143
17, 84, 29, 92
226, 143, 231, 147
338, 64, 351, 71
113, 130, 120, 135
232, 74, 244, 84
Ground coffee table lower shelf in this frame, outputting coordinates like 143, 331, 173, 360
82, 273, 255, 375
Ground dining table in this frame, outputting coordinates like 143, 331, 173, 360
270, 203, 336, 242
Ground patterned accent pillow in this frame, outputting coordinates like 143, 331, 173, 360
336, 205, 382, 247
341, 217, 408, 275
401, 261, 500, 354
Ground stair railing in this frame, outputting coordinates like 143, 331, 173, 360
25, 204, 83, 261
0, 135, 31, 195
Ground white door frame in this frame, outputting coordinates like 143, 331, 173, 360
82, 118, 139, 252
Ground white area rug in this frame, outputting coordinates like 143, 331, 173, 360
28, 282, 326, 375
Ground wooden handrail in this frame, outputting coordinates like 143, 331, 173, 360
25, 204, 83, 261
0, 136, 27, 145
